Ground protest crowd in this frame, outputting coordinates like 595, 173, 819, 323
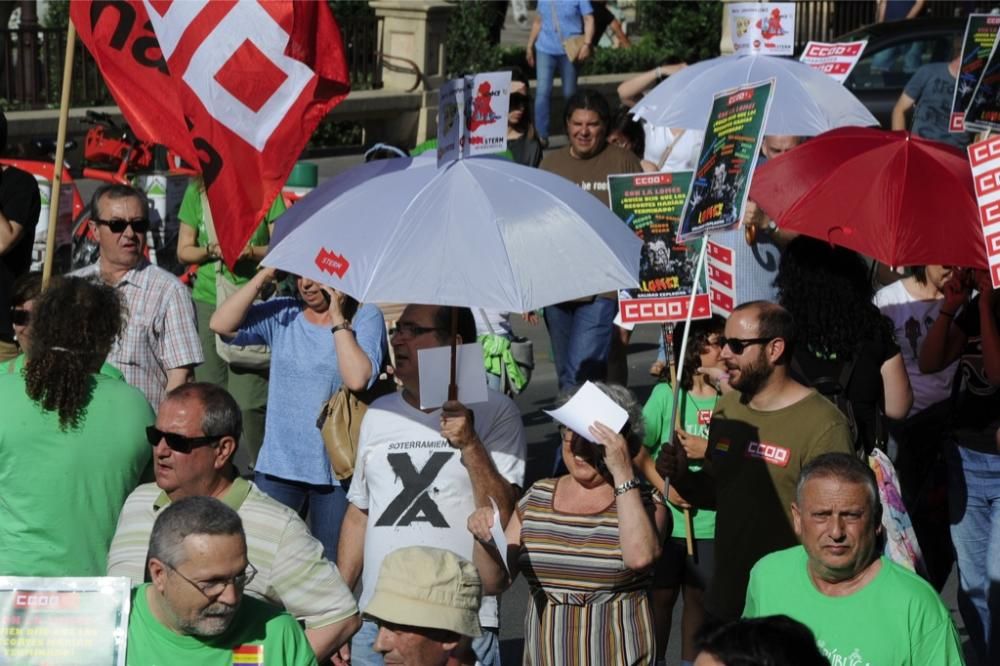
3, 1, 1000, 666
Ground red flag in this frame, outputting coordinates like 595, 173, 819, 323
72, 1, 350, 267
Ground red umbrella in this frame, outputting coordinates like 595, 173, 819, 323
749, 127, 987, 269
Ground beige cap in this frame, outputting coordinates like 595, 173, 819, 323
365, 547, 482, 638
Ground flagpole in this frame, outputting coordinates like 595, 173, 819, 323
42, 20, 76, 289
665, 238, 709, 557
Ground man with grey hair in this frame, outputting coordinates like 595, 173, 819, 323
367, 546, 483, 666
744, 453, 963, 664
109, 382, 359, 662
126, 496, 317, 664
72, 183, 201, 408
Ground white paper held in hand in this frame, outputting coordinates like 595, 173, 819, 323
489, 497, 508, 573
417, 342, 489, 409
543, 381, 629, 444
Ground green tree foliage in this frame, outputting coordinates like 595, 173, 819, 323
638, 1, 722, 63
444, 2, 502, 78
42, 0, 70, 29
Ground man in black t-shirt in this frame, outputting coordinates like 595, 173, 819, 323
0, 111, 42, 361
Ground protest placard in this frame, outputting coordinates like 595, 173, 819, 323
730, 3, 795, 56
680, 79, 774, 240
707, 240, 737, 316
608, 171, 711, 324
965, 23, 1000, 133
799, 41, 867, 83
465, 71, 511, 158
0, 577, 130, 665
437, 78, 465, 166
969, 136, 1000, 288
952, 14, 1000, 132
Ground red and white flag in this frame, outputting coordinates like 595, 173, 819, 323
72, 1, 350, 266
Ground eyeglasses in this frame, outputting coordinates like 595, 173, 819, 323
10, 308, 29, 326
165, 561, 257, 598
93, 217, 150, 234
719, 336, 776, 354
389, 322, 444, 338
145, 425, 221, 454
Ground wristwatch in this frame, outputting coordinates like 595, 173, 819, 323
330, 322, 352, 334
613, 477, 642, 497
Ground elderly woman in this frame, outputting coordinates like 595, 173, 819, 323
470, 382, 667, 665
211, 267, 387, 562
0, 277, 152, 576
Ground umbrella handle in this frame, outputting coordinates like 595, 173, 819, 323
448, 307, 459, 401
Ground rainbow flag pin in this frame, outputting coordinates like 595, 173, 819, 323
232, 644, 263, 665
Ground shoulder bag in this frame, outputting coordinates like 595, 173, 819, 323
550, 2, 587, 62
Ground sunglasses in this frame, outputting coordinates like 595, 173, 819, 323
93, 217, 150, 234
146, 425, 221, 453
10, 308, 29, 326
719, 336, 776, 354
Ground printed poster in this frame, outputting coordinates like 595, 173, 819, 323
0, 577, 130, 666
464, 71, 511, 158
608, 171, 711, 324
799, 41, 867, 83
680, 79, 774, 240
438, 71, 511, 166
968, 136, 1000, 288
730, 3, 795, 57
437, 77, 465, 166
960, 15, 1000, 133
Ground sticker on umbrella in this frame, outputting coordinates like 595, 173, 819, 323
799, 40, 867, 83
314, 247, 350, 279
955, 14, 1000, 133
969, 135, 1000, 287
680, 79, 774, 241
607, 171, 710, 324
730, 3, 795, 57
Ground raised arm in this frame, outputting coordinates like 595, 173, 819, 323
441, 400, 518, 524
919, 272, 969, 374
592, 422, 661, 571
210, 267, 276, 338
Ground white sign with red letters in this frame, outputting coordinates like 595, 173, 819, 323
799, 41, 867, 83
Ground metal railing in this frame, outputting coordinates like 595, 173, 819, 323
0, 14, 383, 111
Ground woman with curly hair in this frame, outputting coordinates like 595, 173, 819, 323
0, 277, 152, 576
775, 236, 912, 452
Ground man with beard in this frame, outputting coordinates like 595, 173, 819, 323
658, 301, 853, 622
126, 496, 317, 665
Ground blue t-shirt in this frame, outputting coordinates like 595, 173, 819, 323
536, 0, 593, 56
904, 62, 971, 149
232, 298, 386, 485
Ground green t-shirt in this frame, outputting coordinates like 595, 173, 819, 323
642, 382, 718, 539
178, 183, 286, 305
0, 370, 153, 576
128, 584, 318, 666
745, 546, 964, 666
5, 352, 125, 379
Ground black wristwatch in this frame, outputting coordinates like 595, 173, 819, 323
330, 322, 352, 335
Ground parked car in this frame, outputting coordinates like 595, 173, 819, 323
834, 17, 965, 128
